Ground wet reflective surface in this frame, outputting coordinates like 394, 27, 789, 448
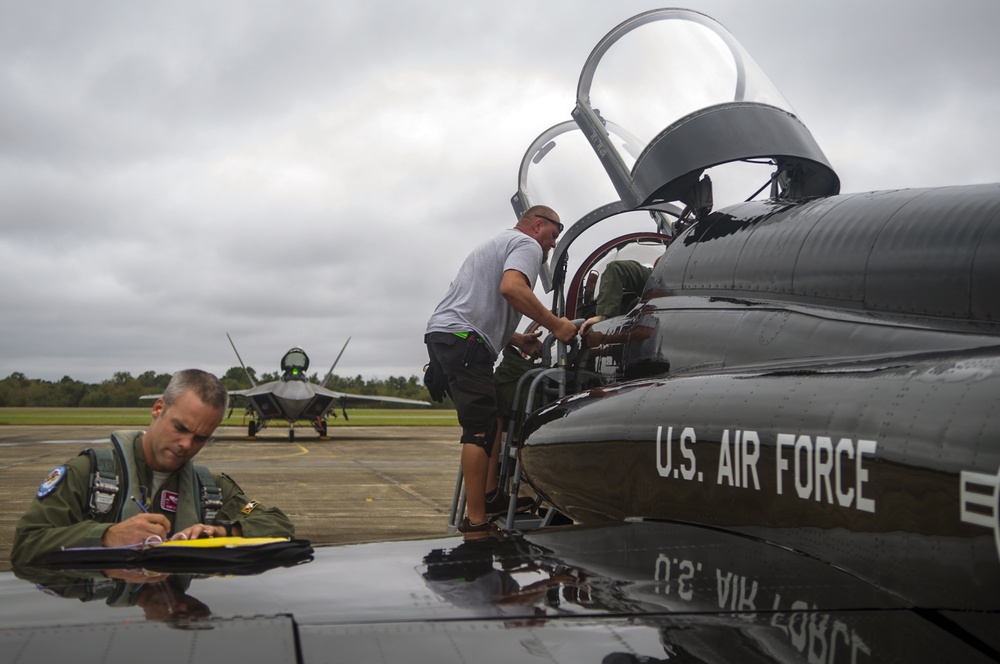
2, 522, 998, 663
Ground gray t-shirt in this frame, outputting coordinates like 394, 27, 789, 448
426, 228, 542, 356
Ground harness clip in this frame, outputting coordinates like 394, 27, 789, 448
201, 485, 224, 524
90, 473, 119, 516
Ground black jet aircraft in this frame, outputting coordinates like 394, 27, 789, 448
226, 333, 429, 440
4, 9, 998, 662
501, 6, 1000, 656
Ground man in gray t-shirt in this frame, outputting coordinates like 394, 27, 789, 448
425, 205, 578, 533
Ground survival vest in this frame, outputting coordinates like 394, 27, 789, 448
81, 431, 223, 528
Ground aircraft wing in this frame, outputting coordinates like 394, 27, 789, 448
309, 384, 429, 408
4, 521, 998, 662
227, 384, 427, 407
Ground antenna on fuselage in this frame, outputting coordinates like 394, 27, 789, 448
226, 332, 257, 387
321, 337, 351, 388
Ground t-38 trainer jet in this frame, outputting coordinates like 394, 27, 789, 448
6, 10, 999, 663
226, 333, 428, 440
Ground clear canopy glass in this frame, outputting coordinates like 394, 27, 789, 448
578, 9, 794, 173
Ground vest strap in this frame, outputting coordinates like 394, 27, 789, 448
82, 448, 119, 518
195, 465, 223, 524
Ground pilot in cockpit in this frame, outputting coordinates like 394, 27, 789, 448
579, 257, 658, 337
280, 348, 309, 381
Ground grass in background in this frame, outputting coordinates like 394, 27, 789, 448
0, 408, 458, 427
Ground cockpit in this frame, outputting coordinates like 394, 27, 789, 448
486, 8, 844, 533
508, 8, 840, 393
280, 348, 310, 381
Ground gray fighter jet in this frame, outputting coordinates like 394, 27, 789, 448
226, 333, 428, 441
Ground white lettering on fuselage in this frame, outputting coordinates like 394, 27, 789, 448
656, 426, 877, 515
656, 426, 704, 483
776, 434, 876, 513
717, 429, 761, 490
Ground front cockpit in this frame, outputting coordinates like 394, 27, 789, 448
280, 348, 310, 382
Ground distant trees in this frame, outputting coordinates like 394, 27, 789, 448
0, 369, 442, 408
0, 373, 90, 407
221, 366, 256, 391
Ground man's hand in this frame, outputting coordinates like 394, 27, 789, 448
102, 513, 172, 547
170, 523, 227, 541
580, 315, 607, 337
550, 317, 578, 343
511, 329, 543, 358
103, 568, 168, 584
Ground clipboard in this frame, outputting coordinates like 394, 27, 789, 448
41, 537, 315, 575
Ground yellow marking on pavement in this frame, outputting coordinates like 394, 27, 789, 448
244, 444, 310, 461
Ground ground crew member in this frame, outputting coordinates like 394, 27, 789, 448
424, 205, 578, 534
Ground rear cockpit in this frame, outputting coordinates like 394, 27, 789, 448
280, 348, 310, 381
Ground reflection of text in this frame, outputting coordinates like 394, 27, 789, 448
656, 426, 877, 514
654, 553, 872, 662
771, 596, 872, 664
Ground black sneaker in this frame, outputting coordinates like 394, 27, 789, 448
457, 517, 498, 533
485, 490, 535, 516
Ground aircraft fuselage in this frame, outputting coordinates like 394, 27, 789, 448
520, 183, 1000, 610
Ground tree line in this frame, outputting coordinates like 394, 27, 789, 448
0, 368, 449, 408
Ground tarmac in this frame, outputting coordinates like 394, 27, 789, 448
0, 425, 465, 571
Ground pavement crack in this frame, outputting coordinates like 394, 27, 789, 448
350, 460, 448, 514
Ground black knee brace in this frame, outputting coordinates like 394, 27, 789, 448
462, 417, 499, 457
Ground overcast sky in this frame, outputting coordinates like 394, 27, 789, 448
2, 0, 998, 384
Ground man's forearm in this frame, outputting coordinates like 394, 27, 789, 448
500, 272, 560, 328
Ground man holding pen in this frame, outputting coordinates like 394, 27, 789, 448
11, 369, 294, 566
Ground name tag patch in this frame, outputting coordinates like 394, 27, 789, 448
241, 500, 260, 515
37, 466, 66, 498
160, 491, 179, 512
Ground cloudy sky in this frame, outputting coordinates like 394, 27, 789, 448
2, 0, 998, 384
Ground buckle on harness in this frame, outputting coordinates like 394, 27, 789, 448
90, 472, 119, 516
201, 484, 224, 524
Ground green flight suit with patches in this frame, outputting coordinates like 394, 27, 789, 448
11, 430, 294, 567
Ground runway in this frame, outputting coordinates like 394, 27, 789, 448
0, 425, 463, 571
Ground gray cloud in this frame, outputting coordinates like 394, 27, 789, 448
2, 0, 998, 383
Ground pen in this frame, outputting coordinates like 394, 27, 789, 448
132, 496, 148, 513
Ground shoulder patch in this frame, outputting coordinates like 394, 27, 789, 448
241, 499, 260, 515
37, 466, 67, 498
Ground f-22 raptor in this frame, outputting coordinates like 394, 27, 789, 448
226, 333, 428, 441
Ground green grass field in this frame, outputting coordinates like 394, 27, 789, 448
0, 407, 458, 427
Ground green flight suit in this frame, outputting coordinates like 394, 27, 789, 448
11, 430, 294, 567
594, 259, 653, 318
